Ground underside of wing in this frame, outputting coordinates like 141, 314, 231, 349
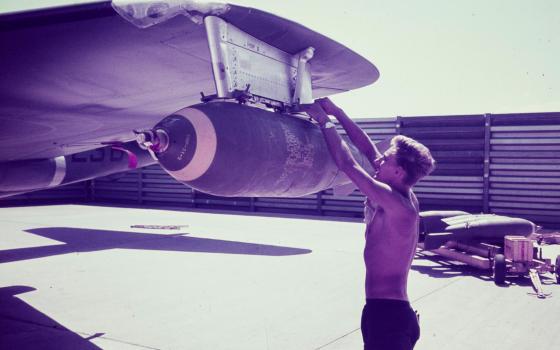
0, 0, 379, 197
0, 0, 378, 162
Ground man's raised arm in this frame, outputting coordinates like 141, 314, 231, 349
317, 98, 383, 163
303, 102, 409, 212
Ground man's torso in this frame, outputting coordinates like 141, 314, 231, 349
363, 193, 419, 301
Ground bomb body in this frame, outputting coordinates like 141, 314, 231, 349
147, 102, 370, 197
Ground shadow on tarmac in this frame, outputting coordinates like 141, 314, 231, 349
412, 250, 493, 282
0, 227, 312, 264
413, 250, 558, 292
0, 285, 102, 350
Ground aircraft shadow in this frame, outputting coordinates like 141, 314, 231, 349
0, 285, 102, 350
0, 227, 312, 264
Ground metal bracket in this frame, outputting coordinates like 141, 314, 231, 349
203, 15, 314, 111
293, 47, 314, 105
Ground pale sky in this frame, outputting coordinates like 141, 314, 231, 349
2, 0, 559, 118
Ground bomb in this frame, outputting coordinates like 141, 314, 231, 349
138, 102, 372, 197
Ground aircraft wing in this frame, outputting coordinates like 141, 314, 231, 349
0, 0, 379, 197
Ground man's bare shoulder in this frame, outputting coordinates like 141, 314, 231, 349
372, 186, 416, 215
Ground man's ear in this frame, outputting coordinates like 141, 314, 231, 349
395, 166, 406, 180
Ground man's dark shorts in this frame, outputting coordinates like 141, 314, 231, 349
361, 298, 420, 350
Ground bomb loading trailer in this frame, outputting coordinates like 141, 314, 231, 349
418, 211, 560, 298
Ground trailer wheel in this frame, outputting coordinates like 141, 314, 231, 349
555, 255, 560, 284
493, 254, 506, 285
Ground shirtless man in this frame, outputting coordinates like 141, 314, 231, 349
304, 98, 435, 350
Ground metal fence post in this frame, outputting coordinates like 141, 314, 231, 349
137, 167, 143, 204
317, 191, 323, 216
90, 179, 96, 203
483, 114, 491, 213
85, 180, 93, 202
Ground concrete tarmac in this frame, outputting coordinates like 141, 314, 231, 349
1, 205, 559, 350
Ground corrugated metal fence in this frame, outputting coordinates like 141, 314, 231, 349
4, 112, 559, 227
488, 113, 560, 226
400, 114, 486, 214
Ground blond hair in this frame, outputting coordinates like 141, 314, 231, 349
391, 135, 436, 186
